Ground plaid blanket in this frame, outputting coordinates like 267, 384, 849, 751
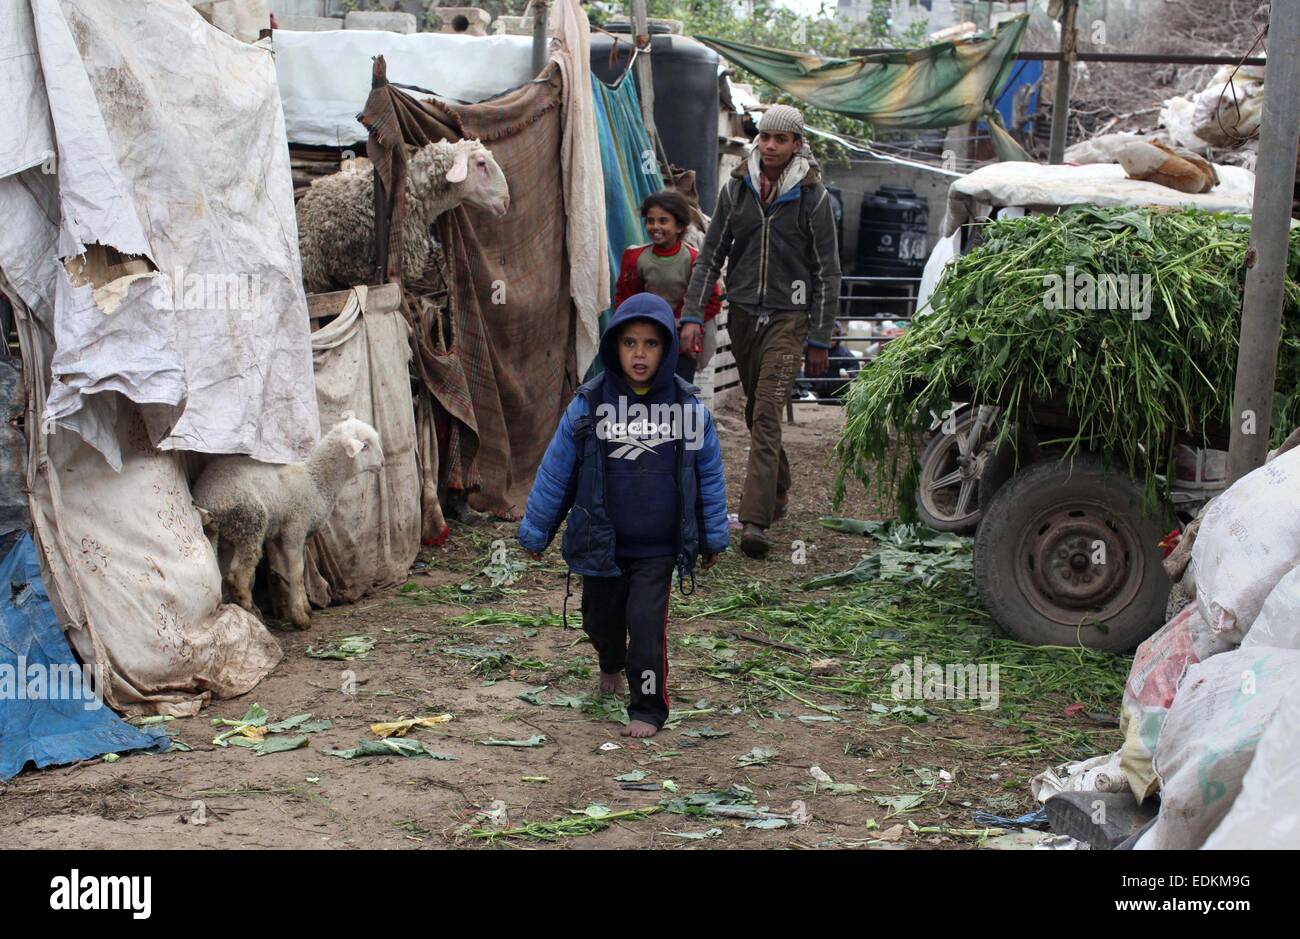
362, 61, 575, 517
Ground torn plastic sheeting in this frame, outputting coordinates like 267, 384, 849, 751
0, 0, 318, 469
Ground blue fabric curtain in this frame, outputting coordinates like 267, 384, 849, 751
585, 73, 665, 380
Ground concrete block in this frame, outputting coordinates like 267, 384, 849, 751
431, 7, 491, 36
267, 0, 325, 16
344, 10, 418, 33
492, 15, 536, 37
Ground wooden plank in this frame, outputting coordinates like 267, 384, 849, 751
305, 283, 401, 321
714, 367, 740, 388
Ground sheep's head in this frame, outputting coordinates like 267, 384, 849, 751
411, 139, 510, 218
328, 417, 385, 476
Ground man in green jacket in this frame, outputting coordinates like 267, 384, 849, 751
683, 104, 842, 558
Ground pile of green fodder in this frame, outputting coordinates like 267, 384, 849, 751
835, 205, 1300, 512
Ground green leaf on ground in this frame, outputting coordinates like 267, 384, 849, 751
480, 735, 547, 748
516, 686, 548, 705
326, 738, 456, 760
253, 734, 309, 756
664, 828, 724, 840
682, 727, 731, 739
875, 793, 925, 815
267, 713, 313, 732
305, 635, 376, 660
736, 746, 778, 767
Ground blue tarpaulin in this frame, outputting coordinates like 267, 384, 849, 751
585, 72, 665, 380
1, 533, 168, 780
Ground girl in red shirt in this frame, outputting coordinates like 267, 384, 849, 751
614, 190, 723, 382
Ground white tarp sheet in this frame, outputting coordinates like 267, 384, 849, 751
550, 0, 607, 379
270, 29, 536, 146
942, 161, 1257, 237
266, 285, 421, 610
0, 0, 318, 470
0, 0, 323, 714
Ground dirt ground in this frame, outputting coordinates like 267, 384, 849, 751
0, 401, 1107, 850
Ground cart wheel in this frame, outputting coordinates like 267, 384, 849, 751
914, 407, 993, 533
974, 455, 1170, 652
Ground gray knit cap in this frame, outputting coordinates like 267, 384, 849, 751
757, 104, 804, 137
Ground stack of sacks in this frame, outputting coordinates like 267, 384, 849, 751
1118, 603, 1234, 802
1129, 447, 1300, 849
1192, 448, 1300, 644
1136, 646, 1300, 849
1202, 680, 1300, 849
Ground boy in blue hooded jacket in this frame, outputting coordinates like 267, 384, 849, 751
518, 293, 729, 738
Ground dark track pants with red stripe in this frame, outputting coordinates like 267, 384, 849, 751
580, 555, 674, 729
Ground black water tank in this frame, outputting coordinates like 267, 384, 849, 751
589, 30, 720, 214
856, 185, 928, 277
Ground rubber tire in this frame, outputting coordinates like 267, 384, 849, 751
913, 410, 983, 534
977, 437, 1017, 513
974, 455, 1171, 653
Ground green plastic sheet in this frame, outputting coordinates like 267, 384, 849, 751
696, 14, 1032, 162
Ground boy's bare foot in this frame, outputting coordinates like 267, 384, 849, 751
621, 720, 659, 738
598, 671, 625, 694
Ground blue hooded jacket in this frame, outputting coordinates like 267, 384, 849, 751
517, 293, 729, 582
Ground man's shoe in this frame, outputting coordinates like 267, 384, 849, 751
741, 523, 771, 559
773, 494, 790, 523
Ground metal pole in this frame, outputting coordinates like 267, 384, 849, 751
630, 0, 658, 142
1227, 12, 1300, 483
1048, 0, 1077, 164
531, 0, 551, 77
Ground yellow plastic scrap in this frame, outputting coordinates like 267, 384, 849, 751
369, 714, 453, 739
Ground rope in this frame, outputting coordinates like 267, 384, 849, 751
1212, 22, 1269, 145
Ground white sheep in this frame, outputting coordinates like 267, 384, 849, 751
295, 138, 510, 293
193, 418, 385, 628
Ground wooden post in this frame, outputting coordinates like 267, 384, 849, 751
1226, 7, 1300, 483
531, 0, 551, 78
630, 0, 657, 142
371, 56, 391, 287
1048, 0, 1077, 164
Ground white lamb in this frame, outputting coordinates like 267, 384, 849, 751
193, 418, 385, 628
295, 138, 510, 293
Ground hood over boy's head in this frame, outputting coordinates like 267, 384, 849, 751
599, 293, 679, 394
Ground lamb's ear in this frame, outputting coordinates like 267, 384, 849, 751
344, 437, 366, 459
446, 147, 469, 183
